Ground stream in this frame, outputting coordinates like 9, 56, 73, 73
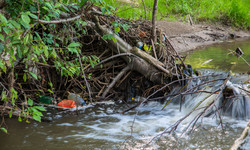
0, 39, 250, 150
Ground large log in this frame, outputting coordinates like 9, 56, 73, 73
93, 16, 174, 84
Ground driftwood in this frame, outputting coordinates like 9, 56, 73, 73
92, 15, 175, 85
231, 121, 250, 150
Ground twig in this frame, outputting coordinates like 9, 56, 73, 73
102, 65, 130, 98
78, 55, 92, 102
141, 0, 147, 20
38, 14, 82, 24
151, 39, 158, 60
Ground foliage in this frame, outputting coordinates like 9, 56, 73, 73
104, 0, 250, 29
0, 0, 116, 130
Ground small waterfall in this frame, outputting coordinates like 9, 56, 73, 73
172, 69, 250, 120
225, 81, 250, 119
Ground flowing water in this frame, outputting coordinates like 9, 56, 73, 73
0, 40, 250, 150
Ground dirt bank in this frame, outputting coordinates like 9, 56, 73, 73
156, 21, 250, 53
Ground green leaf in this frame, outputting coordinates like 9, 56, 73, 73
44, 47, 49, 58
9, 20, 21, 29
101, 7, 106, 14
0, 34, 4, 41
48, 89, 53, 94
32, 115, 41, 122
28, 98, 33, 106
17, 45, 22, 58
54, 3, 61, 8
112, 37, 117, 43
29, 72, 38, 80
114, 27, 120, 33
9, 110, 12, 118
42, 6, 49, 11
20, 21, 30, 29
33, 106, 46, 111
28, 13, 38, 19
0, 13, 8, 24
18, 114, 22, 122
112, 21, 118, 27
0, 43, 3, 53
32, 109, 43, 117
102, 34, 113, 40
23, 73, 27, 82
3, 27, 11, 34
68, 42, 81, 48
23, 34, 30, 45
35, 32, 42, 41
21, 14, 30, 24
0, 128, 7, 134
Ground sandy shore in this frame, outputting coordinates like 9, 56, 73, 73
156, 21, 250, 53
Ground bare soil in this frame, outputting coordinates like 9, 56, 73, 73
156, 21, 250, 53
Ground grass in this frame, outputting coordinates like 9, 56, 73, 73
104, 0, 250, 29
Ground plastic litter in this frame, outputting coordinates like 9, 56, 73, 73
67, 92, 86, 105
39, 95, 53, 104
57, 99, 76, 108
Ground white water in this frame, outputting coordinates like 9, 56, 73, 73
0, 70, 249, 149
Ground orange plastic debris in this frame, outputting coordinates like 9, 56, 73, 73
57, 99, 76, 108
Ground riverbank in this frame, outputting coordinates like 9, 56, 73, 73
156, 21, 250, 53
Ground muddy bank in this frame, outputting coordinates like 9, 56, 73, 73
157, 21, 250, 53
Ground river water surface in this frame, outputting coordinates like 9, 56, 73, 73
0, 39, 250, 150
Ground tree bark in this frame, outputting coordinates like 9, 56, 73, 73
92, 16, 172, 84
152, 0, 159, 43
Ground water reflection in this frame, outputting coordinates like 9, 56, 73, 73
185, 39, 250, 73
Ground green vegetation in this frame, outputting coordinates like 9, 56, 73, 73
0, 0, 106, 133
105, 0, 250, 29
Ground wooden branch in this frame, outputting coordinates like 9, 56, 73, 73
23, 22, 39, 37
163, 33, 186, 67
78, 55, 92, 102
131, 47, 171, 75
102, 65, 130, 98
231, 121, 250, 150
141, 0, 147, 20
151, 39, 158, 60
92, 15, 173, 83
152, 0, 159, 43
38, 14, 82, 24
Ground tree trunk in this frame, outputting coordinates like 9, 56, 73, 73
152, 0, 159, 43
93, 16, 173, 84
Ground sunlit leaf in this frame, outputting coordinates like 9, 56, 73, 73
33, 106, 46, 111
48, 89, 53, 94
0, 128, 7, 134
28, 13, 38, 19
9, 110, 12, 118
29, 72, 38, 80
114, 27, 120, 33
44, 47, 49, 58
0, 13, 7, 24
28, 98, 33, 106
0, 34, 4, 41
18, 114, 22, 122
21, 14, 30, 24
9, 20, 21, 29
23, 73, 27, 82
32, 115, 41, 122
68, 42, 81, 48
